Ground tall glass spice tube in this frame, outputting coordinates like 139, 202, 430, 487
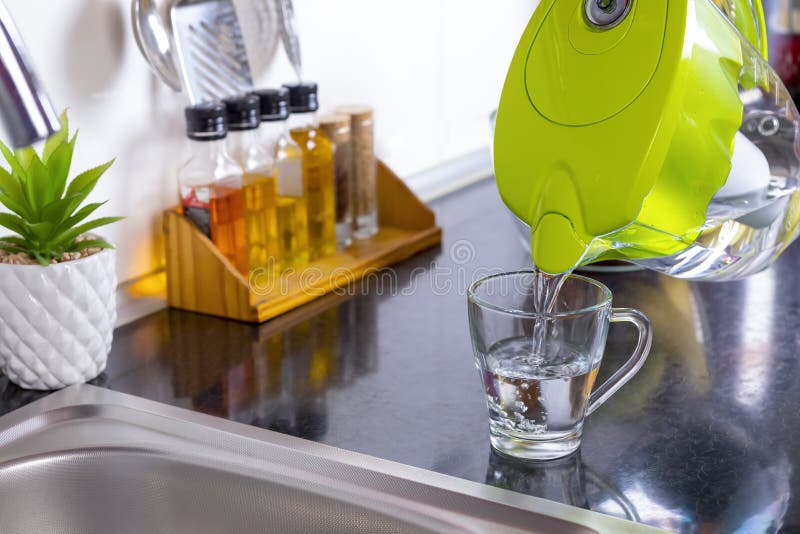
319, 113, 353, 249
179, 103, 248, 274
224, 95, 280, 277
336, 105, 378, 239
284, 82, 337, 260
254, 88, 310, 271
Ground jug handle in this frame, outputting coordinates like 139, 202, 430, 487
719, 0, 769, 60
586, 309, 653, 416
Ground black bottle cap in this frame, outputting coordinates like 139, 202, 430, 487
253, 88, 290, 121
185, 102, 227, 141
283, 82, 319, 113
223, 94, 261, 131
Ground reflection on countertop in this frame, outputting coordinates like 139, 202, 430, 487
1, 178, 799, 532
170, 296, 378, 439
75, 290, 379, 442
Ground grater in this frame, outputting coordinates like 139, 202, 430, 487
170, 0, 254, 104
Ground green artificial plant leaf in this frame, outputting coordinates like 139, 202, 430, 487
14, 147, 35, 170
54, 201, 106, 234
25, 154, 52, 216
40, 194, 83, 225
31, 250, 49, 266
42, 111, 69, 163
46, 134, 76, 201
0, 139, 27, 181
65, 159, 114, 199
0, 166, 24, 205
0, 192, 29, 219
66, 239, 114, 252
47, 216, 123, 250
0, 212, 27, 236
0, 236, 28, 248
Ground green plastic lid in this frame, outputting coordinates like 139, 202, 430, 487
526, 0, 665, 126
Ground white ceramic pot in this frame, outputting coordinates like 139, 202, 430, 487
0, 249, 117, 390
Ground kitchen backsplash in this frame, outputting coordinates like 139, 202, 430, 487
5, 0, 535, 283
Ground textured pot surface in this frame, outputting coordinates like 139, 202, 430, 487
0, 249, 117, 390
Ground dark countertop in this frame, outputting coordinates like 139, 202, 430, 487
1, 178, 797, 533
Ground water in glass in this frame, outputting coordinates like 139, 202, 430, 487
482, 336, 599, 445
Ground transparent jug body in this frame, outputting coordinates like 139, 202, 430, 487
626, 26, 800, 281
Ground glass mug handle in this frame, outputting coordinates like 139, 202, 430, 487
586, 308, 653, 416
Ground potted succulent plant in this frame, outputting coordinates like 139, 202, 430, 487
0, 112, 121, 390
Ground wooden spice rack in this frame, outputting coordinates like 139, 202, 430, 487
164, 161, 442, 323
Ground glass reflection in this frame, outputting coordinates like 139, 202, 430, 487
485, 450, 639, 522
164, 293, 378, 440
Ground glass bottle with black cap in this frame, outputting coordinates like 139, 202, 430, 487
254, 88, 310, 270
179, 102, 248, 274
224, 94, 280, 277
283, 82, 337, 260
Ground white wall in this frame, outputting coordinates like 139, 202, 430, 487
5, 0, 535, 283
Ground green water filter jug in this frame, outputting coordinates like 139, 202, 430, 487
494, 0, 800, 280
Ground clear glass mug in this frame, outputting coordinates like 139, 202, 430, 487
467, 272, 652, 461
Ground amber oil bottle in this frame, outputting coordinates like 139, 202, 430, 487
179, 103, 248, 274
283, 82, 337, 261
224, 95, 280, 277
254, 88, 310, 271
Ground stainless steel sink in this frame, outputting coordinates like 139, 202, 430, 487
0, 385, 662, 533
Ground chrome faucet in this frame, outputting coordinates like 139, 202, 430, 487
0, 1, 58, 148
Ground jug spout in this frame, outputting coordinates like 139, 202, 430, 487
526, 163, 591, 274
531, 214, 587, 274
